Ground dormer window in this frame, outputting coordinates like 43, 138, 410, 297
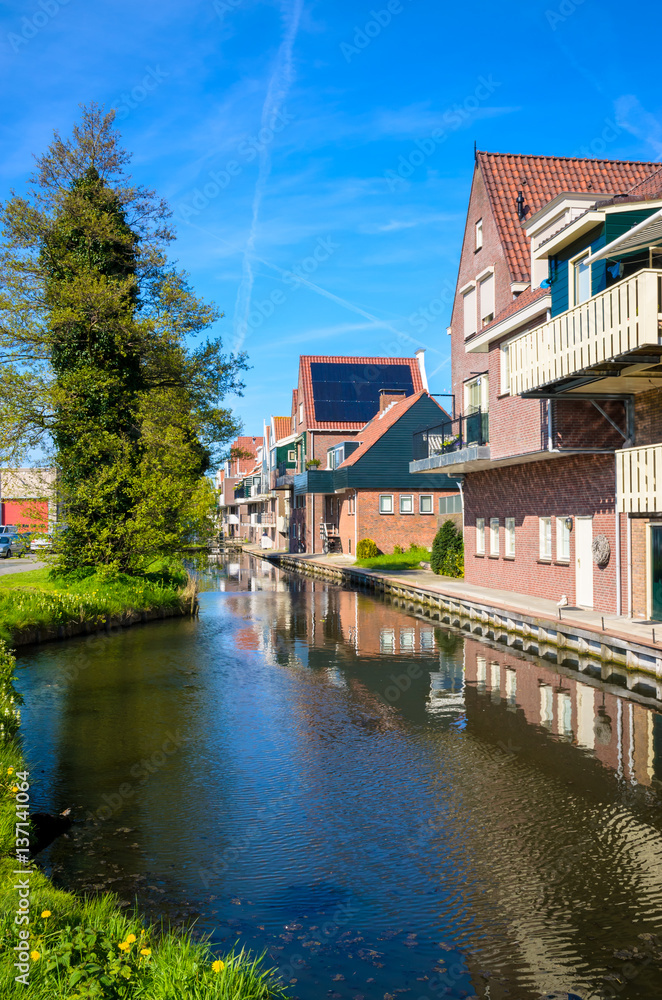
475, 219, 483, 251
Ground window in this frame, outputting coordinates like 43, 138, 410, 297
476, 655, 487, 692
500, 341, 511, 395
479, 272, 495, 326
465, 374, 488, 415
288, 449, 296, 462
380, 629, 395, 653
420, 630, 434, 651
505, 668, 517, 706
539, 517, 552, 560
348, 494, 355, 515
298, 402, 304, 424
326, 448, 335, 470
476, 518, 485, 555
475, 218, 483, 251
379, 494, 394, 514
556, 516, 570, 561
489, 517, 499, 556
400, 629, 415, 650
572, 252, 591, 306
419, 495, 433, 514
463, 285, 477, 339
505, 517, 515, 557
440, 494, 463, 515
400, 495, 414, 514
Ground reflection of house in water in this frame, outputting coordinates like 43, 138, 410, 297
465, 637, 662, 786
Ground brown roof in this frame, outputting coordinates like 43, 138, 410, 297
468, 284, 549, 342
298, 355, 424, 431
624, 166, 662, 201
272, 416, 291, 443
477, 151, 661, 283
338, 391, 448, 468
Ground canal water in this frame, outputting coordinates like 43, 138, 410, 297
15, 553, 662, 999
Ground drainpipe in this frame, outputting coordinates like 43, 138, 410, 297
615, 458, 621, 617
627, 514, 632, 618
547, 399, 555, 451
455, 476, 465, 534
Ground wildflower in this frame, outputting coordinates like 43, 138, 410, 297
11, 785, 18, 793
7, 766, 13, 774
30, 951, 40, 961
140, 947, 151, 956
212, 959, 225, 973
118, 941, 130, 952
41, 910, 51, 919
125, 933, 136, 944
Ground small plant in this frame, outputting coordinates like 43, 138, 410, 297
431, 520, 464, 578
393, 544, 404, 554
305, 459, 321, 469
356, 538, 379, 559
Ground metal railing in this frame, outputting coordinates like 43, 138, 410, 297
413, 409, 489, 461
508, 269, 662, 395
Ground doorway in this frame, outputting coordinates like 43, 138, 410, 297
651, 525, 662, 620
575, 516, 594, 608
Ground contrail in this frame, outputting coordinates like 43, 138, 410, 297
233, 0, 304, 352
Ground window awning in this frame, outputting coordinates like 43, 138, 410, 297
584, 208, 662, 264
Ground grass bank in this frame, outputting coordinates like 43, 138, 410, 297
0, 580, 287, 997
355, 545, 431, 572
0, 562, 194, 645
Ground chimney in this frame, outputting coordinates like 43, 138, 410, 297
415, 349, 429, 391
379, 389, 407, 412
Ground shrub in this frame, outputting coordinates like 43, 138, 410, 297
431, 520, 464, 578
356, 538, 379, 559
393, 544, 404, 554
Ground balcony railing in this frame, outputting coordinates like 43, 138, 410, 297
509, 269, 662, 396
413, 409, 489, 461
617, 443, 662, 513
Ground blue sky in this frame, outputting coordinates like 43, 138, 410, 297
2, 0, 662, 440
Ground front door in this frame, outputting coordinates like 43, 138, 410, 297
651, 525, 662, 620
575, 516, 594, 608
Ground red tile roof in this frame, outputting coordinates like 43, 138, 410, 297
298, 355, 424, 431
231, 435, 263, 476
467, 284, 549, 341
272, 416, 291, 443
338, 391, 448, 468
624, 166, 662, 201
477, 151, 661, 283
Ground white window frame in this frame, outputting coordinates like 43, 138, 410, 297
505, 517, 515, 558
476, 518, 485, 555
419, 494, 434, 514
475, 218, 483, 251
464, 374, 489, 415
539, 516, 552, 560
379, 494, 394, 515
288, 449, 296, 462
479, 271, 495, 327
399, 494, 414, 515
556, 516, 570, 562
298, 402, 304, 424
463, 284, 477, 339
570, 250, 591, 307
489, 517, 499, 556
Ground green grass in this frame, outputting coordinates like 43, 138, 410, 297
0, 562, 191, 644
0, 642, 288, 999
355, 545, 431, 571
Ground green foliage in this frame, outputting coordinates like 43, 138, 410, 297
356, 538, 379, 559
431, 520, 464, 578
393, 544, 404, 554
0, 104, 247, 573
355, 545, 430, 571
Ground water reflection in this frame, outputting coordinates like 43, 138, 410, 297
15, 552, 662, 1000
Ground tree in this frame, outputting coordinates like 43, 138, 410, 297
0, 104, 246, 572
431, 520, 464, 578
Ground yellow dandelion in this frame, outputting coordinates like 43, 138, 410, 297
140, 947, 151, 957
41, 910, 51, 919
125, 933, 136, 944
212, 959, 225, 973
30, 951, 40, 962
7, 766, 13, 774
118, 941, 130, 952
11, 785, 18, 793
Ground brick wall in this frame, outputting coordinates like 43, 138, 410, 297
333, 488, 459, 556
463, 453, 620, 611
634, 386, 662, 446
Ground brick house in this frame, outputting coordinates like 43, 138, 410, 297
216, 435, 263, 540
0, 468, 57, 531
280, 353, 460, 554
412, 150, 662, 615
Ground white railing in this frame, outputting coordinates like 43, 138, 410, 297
509, 269, 662, 396
617, 443, 662, 513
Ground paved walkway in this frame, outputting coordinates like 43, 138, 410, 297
254, 547, 662, 656
0, 555, 47, 577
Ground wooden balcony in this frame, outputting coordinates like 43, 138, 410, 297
617, 443, 662, 513
508, 269, 662, 398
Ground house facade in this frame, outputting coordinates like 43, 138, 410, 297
412, 150, 662, 616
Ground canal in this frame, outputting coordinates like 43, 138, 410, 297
16, 552, 662, 999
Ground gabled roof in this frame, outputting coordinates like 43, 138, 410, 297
299, 355, 424, 430
476, 151, 661, 284
338, 391, 448, 468
626, 166, 662, 201
272, 416, 291, 443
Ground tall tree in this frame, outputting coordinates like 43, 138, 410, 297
0, 104, 246, 571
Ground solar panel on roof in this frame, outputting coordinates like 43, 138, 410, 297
310, 362, 415, 424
